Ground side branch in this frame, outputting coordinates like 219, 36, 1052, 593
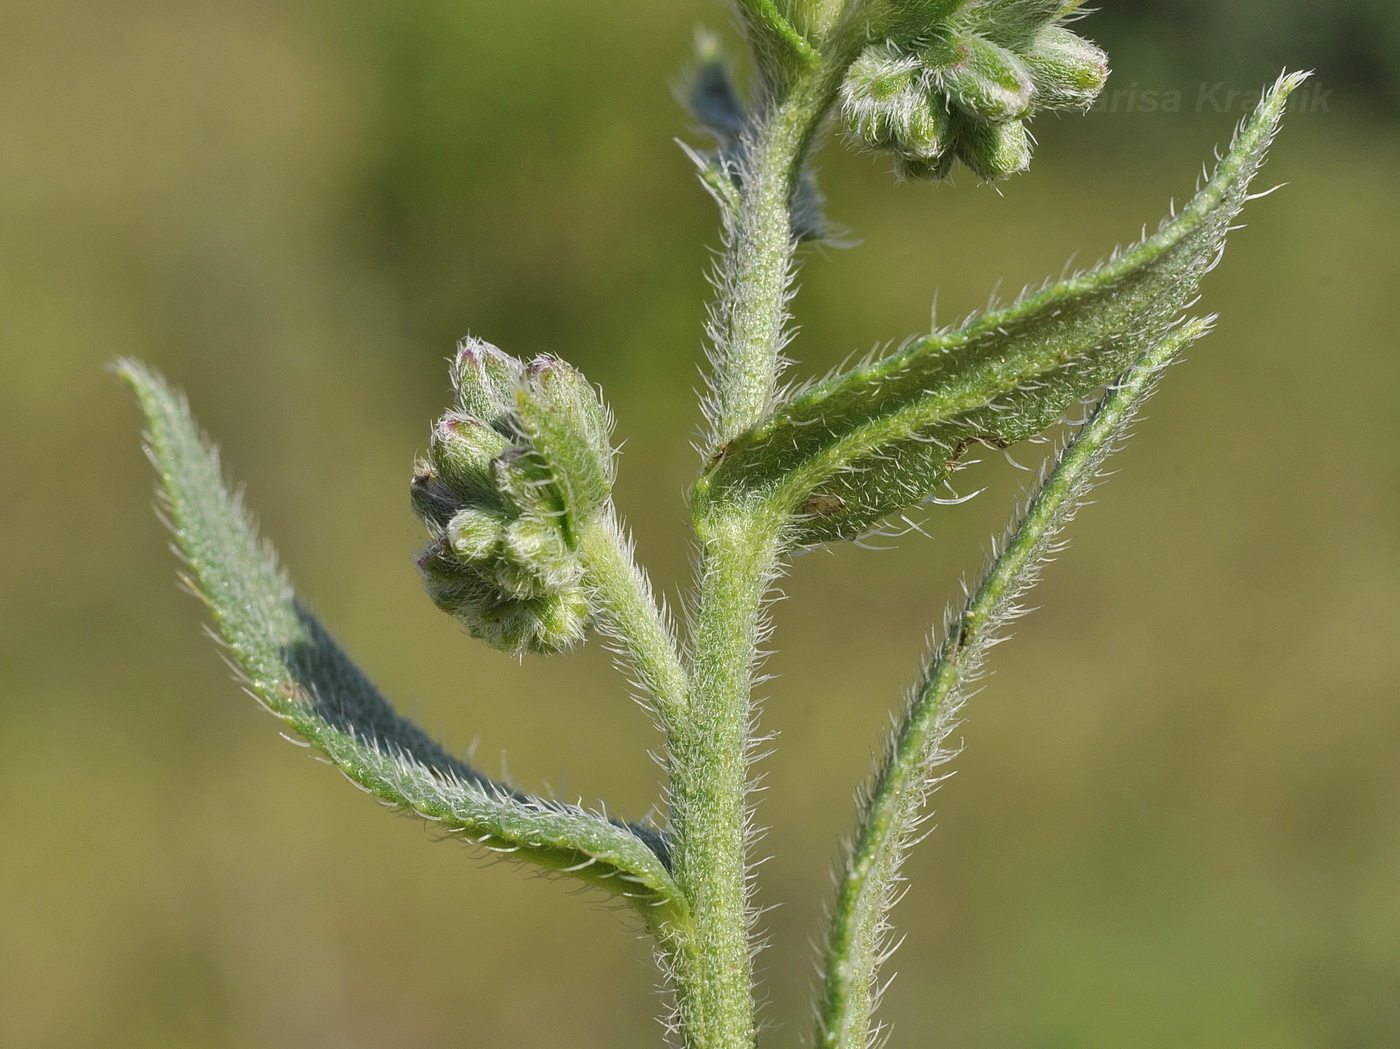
579, 513, 690, 728
815, 318, 1214, 1049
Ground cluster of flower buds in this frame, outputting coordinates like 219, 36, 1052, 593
842, 0, 1108, 181
411, 338, 614, 656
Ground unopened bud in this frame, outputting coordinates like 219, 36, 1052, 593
451, 337, 523, 425
431, 415, 511, 503
412, 341, 616, 657
928, 32, 1034, 123
417, 540, 488, 597
1025, 25, 1108, 110
516, 356, 615, 532
842, 1, 1110, 183
895, 150, 956, 182
447, 505, 509, 563
843, 44, 926, 149
492, 447, 565, 521
956, 116, 1032, 180
410, 463, 459, 531
467, 589, 591, 656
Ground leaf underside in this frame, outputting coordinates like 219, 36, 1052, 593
703, 73, 1307, 546
119, 361, 683, 914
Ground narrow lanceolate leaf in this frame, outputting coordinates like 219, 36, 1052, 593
118, 361, 684, 916
817, 317, 1215, 1049
699, 73, 1306, 546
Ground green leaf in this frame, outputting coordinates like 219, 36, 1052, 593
118, 361, 684, 915
698, 73, 1306, 546
817, 316, 1215, 1049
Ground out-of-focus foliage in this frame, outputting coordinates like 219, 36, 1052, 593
2, 1, 1398, 1048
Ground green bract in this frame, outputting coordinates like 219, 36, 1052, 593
410, 338, 615, 655
841, 0, 1108, 180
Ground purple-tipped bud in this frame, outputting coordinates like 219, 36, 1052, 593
431, 414, 510, 503
410, 463, 459, 532
451, 337, 524, 425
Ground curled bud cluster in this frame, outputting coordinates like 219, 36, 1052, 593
411, 338, 614, 656
842, 0, 1108, 181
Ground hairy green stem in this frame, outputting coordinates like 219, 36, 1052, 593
816, 319, 1213, 1049
706, 59, 855, 448
673, 2, 893, 1029
670, 505, 785, 1049
673, 35, 842, 1040
578, 514, 690, 726
671, 16, 877, 1034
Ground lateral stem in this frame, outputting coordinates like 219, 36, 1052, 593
578, 514, 690, 728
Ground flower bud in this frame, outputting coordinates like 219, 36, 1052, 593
417, 540, 489, 598
466, 590, 591, 656
491, 447, 565, 521
516, 356, 615, 532
411, 341, 616, 656
840, 1, 1108, 182
503, 516, 580, 591
410, 463, 460, 532
1024, 24, 1108, 110
842, 44, 955, 175
928, 32, 1034, 123
446, 505, 509, 563
842, 44, 926, 149
451, 337, 523, 425
895, 150, 956, 182
955, 115, 1032, 181
431, 415, 511, 504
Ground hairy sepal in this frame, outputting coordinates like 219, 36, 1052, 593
699, 73, 1305, 546
119, 361, 683, 914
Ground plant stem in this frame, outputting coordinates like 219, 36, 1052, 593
670, 29, 871, 1043
578, 514, 689, 725
669, 507, 783, 1048
672, 73, 831, 1049
707, 69, 844, 448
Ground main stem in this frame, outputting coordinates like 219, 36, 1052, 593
708, 74, 837, 447
668, 50, 849, 1047
669, 505, 781, 1048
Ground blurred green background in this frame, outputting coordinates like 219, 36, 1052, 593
3, 1, 1398, 1046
